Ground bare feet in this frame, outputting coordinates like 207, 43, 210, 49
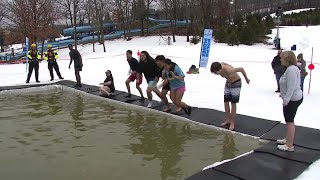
229, 123, 235, 131
163, 106, 171, 113
175, 107, 182, 113
221, 121, 231, 126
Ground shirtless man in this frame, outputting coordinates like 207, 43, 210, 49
210, 62, 250, 130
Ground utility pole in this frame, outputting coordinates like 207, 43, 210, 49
274, 6, 282, 49
73, 0, 77, 50
230, 0, 234, 25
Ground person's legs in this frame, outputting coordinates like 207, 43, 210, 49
125, 78, 132, 95
175, 89, 191, 115
26, 62, 34, 83
161, 89, 170, 111
229, 103, 237, 130
34, 62, 39, 82
136, 84, 144, 99
75, 70, 81, 86
174, 90, 187, 108
222, 82, 232, 126
227, 80, 241, 130
286, 122, 295, 147
301, 76, 305, 92
53, 62, 63, 79
170, 90, 178, 110
146, 81, 161, 107
278, 98, 303, 151
221, 102, 231, 126
275, 73, 281, 92
146, 86, 153, 102
99, 86, 111, 96
136, 74, 144, 99
48, 63, 54, 80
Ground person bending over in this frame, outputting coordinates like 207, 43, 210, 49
210, 62, 250, 131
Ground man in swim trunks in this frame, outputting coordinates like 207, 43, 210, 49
210, 62, 250, 131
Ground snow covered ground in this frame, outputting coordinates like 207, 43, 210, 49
270, 8, 316, 18
0, 25, 319, 179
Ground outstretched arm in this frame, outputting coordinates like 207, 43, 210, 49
69, 58, 73, 69
234, 67, 250, 84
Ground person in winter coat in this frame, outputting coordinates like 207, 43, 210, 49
297, 53, 307, 92
272, 50, 286, 92
44, 44, 64, 81
26, 44, 41, 83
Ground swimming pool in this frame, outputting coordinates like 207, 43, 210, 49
0, 86, 261, 180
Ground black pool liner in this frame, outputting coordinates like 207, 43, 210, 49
261, 123, 320, 151
254, 141, 320, 164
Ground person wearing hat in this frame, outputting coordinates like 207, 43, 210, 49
297, 53, 307, 92
68, 44, 83, 87
44, 44, 64, 81
26, 43, 41, 83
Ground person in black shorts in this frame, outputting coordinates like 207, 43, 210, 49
277, 51, 303, 152
125, 50, 144, 100
68, 44, 83, 87
99, 70, 115, 97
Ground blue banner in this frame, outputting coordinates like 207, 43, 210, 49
25, 37, 29, 72
199, 29, 213, 68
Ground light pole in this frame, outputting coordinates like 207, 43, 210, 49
73, 0, 77, 50
274, 6, 282, 49
230, 0, 234, 25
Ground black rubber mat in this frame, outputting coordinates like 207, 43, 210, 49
122, 94, 162, 109
181, 108, 280, 137
254, 141, 320, 164
153, 103, 197, 116
185, 168, 241, 180
0, 83, 51, 91
261, 124, 320, 151
89, 90, 125, 97
56, 80, 99, 93
214, 152, 309, 180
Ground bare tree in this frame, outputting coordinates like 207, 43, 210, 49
93, 0, 111, 52
57, 0, 81, 27
4, 0, 61, 45
145, 0, 156, 35
132, 0, 146, 36
58, 0, 74, 26
113, 0, 129, 39
0, 3, 4, 23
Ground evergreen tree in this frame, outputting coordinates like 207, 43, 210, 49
227, 29, 239, 46
239, 25, 255, 45
215, 26, 228, 43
